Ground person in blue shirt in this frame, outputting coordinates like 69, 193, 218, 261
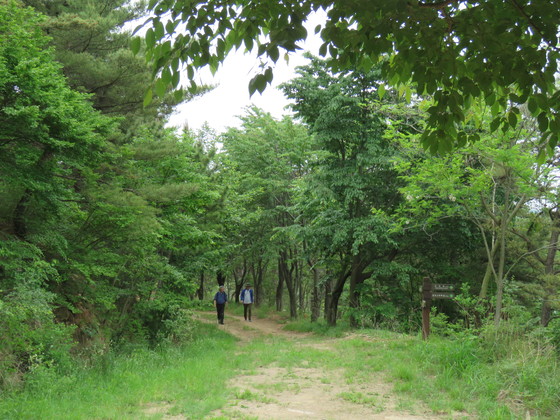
239, 283, 254, 322
213, 285, 228, 324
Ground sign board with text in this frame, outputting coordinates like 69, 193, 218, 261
432, 284, 455, 292
421, 278, 456, 340
431, 292, 455, 299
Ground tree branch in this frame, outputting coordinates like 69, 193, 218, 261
508, 0, 552, 44
417, 0, 456, 9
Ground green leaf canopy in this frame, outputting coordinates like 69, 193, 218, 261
143, 0, 560, 151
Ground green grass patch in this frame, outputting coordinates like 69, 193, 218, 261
283, 318, 349, 337
331, 329, 560, 419
0, 323, 240, 419
232, 388, 274, 404
338, 390, 379, 407
3, 314, 558, 420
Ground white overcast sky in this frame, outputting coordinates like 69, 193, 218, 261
167, 13, 325, 133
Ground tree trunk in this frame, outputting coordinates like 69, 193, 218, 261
348, 254, 368, 328
541, 213, 560, 326
493, 225, 506, 327
326, 285, 343, 326
325, 269, 350, 326
310, 265, 321, 322
324, 275, 332, 322
196, 271, 204, 300
232, 260, 248, 303
493, 184, 512, 327
279, 250, 297, 319
275, 259, 284, 311
217, 270, 226, 289
298, 263, 305, 314
251, 258, 267, 307
479, 242, 498, 299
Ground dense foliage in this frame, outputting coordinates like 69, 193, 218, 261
1, 2, 560, 418
140, 0, 560, 153
1, 0, 217, 387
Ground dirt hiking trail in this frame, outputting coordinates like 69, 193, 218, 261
190, 311, 468, 420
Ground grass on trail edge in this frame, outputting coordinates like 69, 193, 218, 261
285, 318, 560, 419
0, 323, 240, 420
2, 312, 559, 419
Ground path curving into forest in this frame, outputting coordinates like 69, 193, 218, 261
192, 310, 462, 420
199, 310, 312, 341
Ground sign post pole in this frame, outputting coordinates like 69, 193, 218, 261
421, 277, 432, 340
420, 279, 455, 340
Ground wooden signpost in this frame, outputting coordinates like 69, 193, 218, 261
421, 277, 455, 340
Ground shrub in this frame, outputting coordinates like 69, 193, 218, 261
0, 283, 75, 390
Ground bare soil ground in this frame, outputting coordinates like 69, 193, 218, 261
195, 311, 458, 420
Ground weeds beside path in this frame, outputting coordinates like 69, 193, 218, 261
193, 310, 467, 420
4, 309, 551, 419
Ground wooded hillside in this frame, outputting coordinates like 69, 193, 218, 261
1, 2, 560, 410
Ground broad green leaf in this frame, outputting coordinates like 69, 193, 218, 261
166, 20, 177, 35
161, 68, 172, 85
405, 86, 412, 103
490, 117, 502, 133
248, 76, 258, 96
248, 74, 267, 96
264, 67, 273, 83
538, 112, 549, 132
527, 97, 538, 115
155, 78, 167, 97
130, 37, 141, 55
209, 59, 218, 75
145, 28, 155, 49
154, 20, 164, 40
172, 71, 180, 87
507, 111, 517, 128
378, 84, 386, 100
269, 46, 279, 63
143, 87, 153, 107
174, 89, 184, 101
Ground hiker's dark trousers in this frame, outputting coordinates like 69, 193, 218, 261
216, 303, 225, 324
243, 303, 252, 321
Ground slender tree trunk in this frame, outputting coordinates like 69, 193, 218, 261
493, 185, 511, 327
196, 272, 204, 300
479, 239, 499, 299
251, 258, 267, 307
324, 275, 332, 322
276, 259, 284, 311
232, 260, 247, 303
310, 265, 321, 322
279, 250, 297, 319
298, 263, 305, 314
541, 213, 560, 326
493, 225, 506, 327
217, 270, 226, 288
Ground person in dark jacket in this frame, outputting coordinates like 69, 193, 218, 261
239, 283, 254, 321
213, 285, 228, 324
